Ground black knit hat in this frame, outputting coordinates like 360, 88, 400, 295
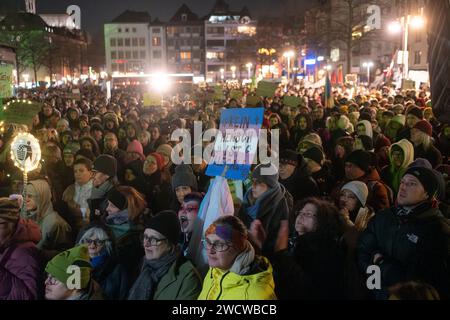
346, 150, 372, 173
171, 164, 198, 191
357, 135, 374, 151
404, 167, 439, 198
280, 149, 300, 167
407, 106, 424, 120
145, 210, 181, 245
303, 146, 324, 165
252, 163, 279, 188
92, 154, 117, 178
90, 123, 104, 133
106, 188, 127, 211
75, 149, 96, 162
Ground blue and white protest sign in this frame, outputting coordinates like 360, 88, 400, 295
206, 108, 264, 180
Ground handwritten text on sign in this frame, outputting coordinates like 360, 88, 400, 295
206, 108, 264, 180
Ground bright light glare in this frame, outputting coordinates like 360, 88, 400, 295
283, 50, 295, 58
151, 74, 170, 91
363, 62, 374, 68
410, 16, 425, 29
388, 21, 402, 33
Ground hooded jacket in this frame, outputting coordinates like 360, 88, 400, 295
358, 203, 450, 299
0, 219, 42, 300
79, 136, 101, 157
384, 115, 405, 142
381, 139, 414, 193
356, 120, 373, 139
198, 256, 277, 300
26, 179, 72, 260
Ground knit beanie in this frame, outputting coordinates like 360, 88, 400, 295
171, 164, 198, 191
280, 149, 300, 167
407, 106, 424, 120
126, 139, 145, 161
403, 167, 439, 198
64, 142, 81, 155
0, 198, 20, 222
413, 120, 433, 137
408, 158, 432, 170
251, 163, 279, 188
303, 146, 324, 166
92, 154, 117, 178
346, 150, 372, 173
45, 245, 92, 289
90, 123, 104, 133
156, 144, 173, 165
106, 188, 127, 211
301, 133, 323, 147
145, 210, 181, 246
341, 181, 369, 207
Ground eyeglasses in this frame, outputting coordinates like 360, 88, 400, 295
83, 239, 106, 246
297, 211, 317, 219
142, 235, 167, 246
45, 274, 59, 286
201, 239, 231, 252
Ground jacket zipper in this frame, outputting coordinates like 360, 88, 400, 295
216, 271, 230, 300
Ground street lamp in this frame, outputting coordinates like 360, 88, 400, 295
362, 62, 374, 85
388, 15, 425, 80
324, 65, 332, 71
246, 62, 253, 79
230, 66, 236, 79
283, 50, 295, 83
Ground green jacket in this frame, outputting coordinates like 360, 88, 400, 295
153, 255, 203, 300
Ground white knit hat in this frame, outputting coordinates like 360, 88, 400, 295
341, 181, 368, 207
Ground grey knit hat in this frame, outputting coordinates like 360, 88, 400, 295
251, 163, 279, 188
171, 164, 198, 191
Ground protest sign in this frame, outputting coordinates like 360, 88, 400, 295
206, 107, 264, 180
1, 100, 42, 127
256, 81, 279, 97
230, 89, 243, 100
283, 95, 303, 108
246, 95, 260, 107
143, 92, 162, 107
0, 64, 13, 99
213, 85, 225, 100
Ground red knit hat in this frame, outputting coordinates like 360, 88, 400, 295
413, 120, 432, 137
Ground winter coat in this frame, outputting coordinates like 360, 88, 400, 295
91, 256, 130, 300
0, 219, 43, 300
239, 184, 293, 255
311, 161, 335, 196
414, 143, 443, 168
152, 255, 202, 300
62, 182, 93, 238
198, 256, 277, 300
70, 280, 104, 300
357, 203, 450, 299
88, 179, 115, 223
271, 232, 348, 300
27, 179, 72, 260
279, 159, 320, 204
143, 170, 172, 214
104, 148, 128, 183
381, 139, 415, 193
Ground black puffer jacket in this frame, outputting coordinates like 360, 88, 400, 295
357, 203, 450, 299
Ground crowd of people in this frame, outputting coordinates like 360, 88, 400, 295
0, 81, 448, 300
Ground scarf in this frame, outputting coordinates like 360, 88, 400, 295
229, 241, 255, 275
90, 252, 108, 268
105, 209, 129, 225
243, 184, 284, 221
127, 249, 178, 300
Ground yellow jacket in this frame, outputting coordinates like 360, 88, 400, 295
198, 256, 277, 300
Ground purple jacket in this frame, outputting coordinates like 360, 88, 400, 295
0, 219, 42, 300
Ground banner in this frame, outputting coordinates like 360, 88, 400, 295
0, 64, 13, 99
143, 92, 161, 107
283, 95, 303, 108
256, 81, 279, 97
246, 95, 260, 107
213, 85, 225, 100
1, 100, 42, 127
230, 89, 243, 100
206, 107, 264, 180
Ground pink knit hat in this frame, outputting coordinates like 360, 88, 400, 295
126, 139, 145, 161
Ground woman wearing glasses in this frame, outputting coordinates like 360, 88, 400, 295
198, 215, 277, 300
76, 224, 130, 300
127, 211, 202, 300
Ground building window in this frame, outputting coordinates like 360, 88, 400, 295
414, 51, 422, 65
125, 51, 131, 59
118, 28, 122, 33
112, 63, 118, 72
118, 51, 124, 59
152, 28, 160, 33
152, 37, 162, 46
207, 39, 225, 47
117, 38, 124, 46
125, 28, 129, 33
133, 51, 139, 59
180, 52, 191, 60
139, 38, 146, 46
110, 38, 116, 47
140, 51, 146, 59
181, 14, 187, 22
192, 27, 200, 34
111, 51, 117, 59
168, 39, 175, 46
132, 38, 138, 46
132, 27, 137, 33
125, 38, 131, 47
193, 51, 202, 59
153, 51, 162, 59
185, 27, 191, 33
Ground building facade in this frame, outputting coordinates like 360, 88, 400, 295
204, 0, 257, 81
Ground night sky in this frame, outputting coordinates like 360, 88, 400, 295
2, 0, 312, 35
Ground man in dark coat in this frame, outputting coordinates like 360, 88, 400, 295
358, 167, 450, 299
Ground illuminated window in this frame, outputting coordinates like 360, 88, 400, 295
152, 37, 161, 46
180, 52, 191, 60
